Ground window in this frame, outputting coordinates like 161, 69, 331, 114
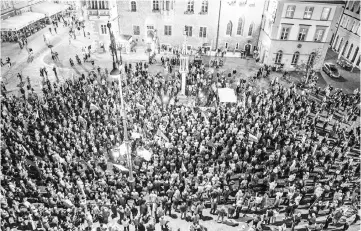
345, 18, 350, 29
131, 1, 136, 11
165, 0, 171, 10
347, 0, 355, 10
333, 35, 339, 49
337, 38, 343, 52
351, 47, 359, 62
314, 28, 325, 42
298, 28, 308, 41
347, 44, 354, 59
226, 21, 233, 36
100, 25, 107, 34
164, 25, 172, 36
133, 25, 140, 35
320, 7, 331, 21
342, 41, 349, 56
201, 0, 208, 13
307, 52, 316, 66
153, 0, 159, 10
98, 1, 105, 9
275, 50, 283, 64
199, 27, 207, 38
303, 6, 314, 19
280, 27, 290, 40
248, 22, 254, 36
285, 5, 295, 18
291, 51, 300, 65
237, 17, 244, 35
340, 15, 347, 27
185, 26, 192, 36
187, 0, 194, 12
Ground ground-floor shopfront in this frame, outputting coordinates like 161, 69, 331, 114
1, 2, 69, 43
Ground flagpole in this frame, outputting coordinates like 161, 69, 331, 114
118, 73, 135, 189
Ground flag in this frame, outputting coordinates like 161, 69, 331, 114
156, 129, 169, 142
90, 103, 100, 111
34, 110, 39, 119
248, 134, 258, 142
181, 162, 187, 172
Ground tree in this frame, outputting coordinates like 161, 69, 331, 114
294, 48, 323, 83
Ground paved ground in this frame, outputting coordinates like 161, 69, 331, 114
318, 48, 360, 94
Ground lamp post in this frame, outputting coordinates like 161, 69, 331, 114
117, 72, 135, 189
107, 21, 120, 74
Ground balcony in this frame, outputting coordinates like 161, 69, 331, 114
87, 9, 111, 20
199, 11, 208, 15
152, 9, 160, 13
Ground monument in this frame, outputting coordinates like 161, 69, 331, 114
179, 55, 189, 95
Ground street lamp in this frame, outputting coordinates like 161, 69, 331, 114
117, 72, 135, 189
107, 21, 120, 75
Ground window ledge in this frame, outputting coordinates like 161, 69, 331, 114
199, 11, 208, 15
152, 9, 160, 13
184, 11, 194, 15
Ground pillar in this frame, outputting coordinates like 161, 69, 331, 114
179, 55, 189, 95
181, 72, 186, 95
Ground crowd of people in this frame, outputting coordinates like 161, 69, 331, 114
1, 41, 361, 231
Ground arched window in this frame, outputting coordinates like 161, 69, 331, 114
237, 17, 244, 35
248, 22, 255, 36
337, 38, 343, 52
333, 35, 339, 49
307, 52, 316, 66
131, 1, 136, 11
226, 21, 233, 36
275, 50, 283, 64
342, 41, 349, 56
291, 51, 300, 65
351, 46, 359, 63
346, 43, 353, 59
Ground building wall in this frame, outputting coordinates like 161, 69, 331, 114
259, 0, 343, 71
83, 0, 119, 49
217, 0, 264, 51
117, 0, 264, 52
331, 0, 360, 68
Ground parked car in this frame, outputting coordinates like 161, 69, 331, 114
336, 59, 353, 71
323, 63, 341, 78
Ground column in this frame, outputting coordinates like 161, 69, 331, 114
181, 72, 186, 95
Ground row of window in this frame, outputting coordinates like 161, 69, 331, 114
345, 0, 360, 14
275, 51, 316, 66
280, 26, 326, 42
141, 0, 208, 13
285, 5, 331, 21
333, 36, 360, 64
88, 0, 108, 9
340, 14, 361, 36
226, 19, 254, 36
132, 25, 208, 38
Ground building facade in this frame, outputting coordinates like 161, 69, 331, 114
116, 0, 264, 54
82, 0, 120, 50
258, 0, 343, 71
331, 0, 360, 70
